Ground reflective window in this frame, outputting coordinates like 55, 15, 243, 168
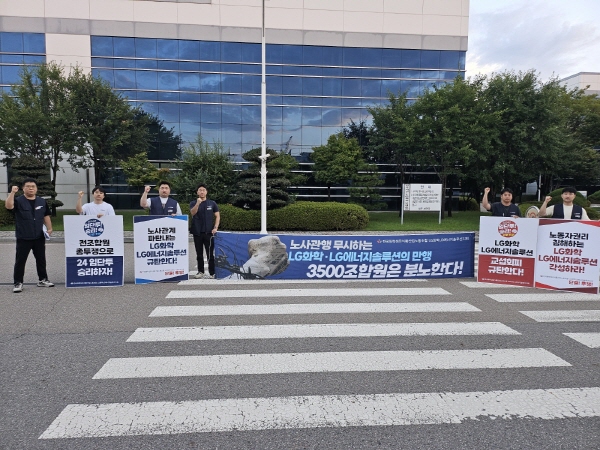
1, 32, 24, 53
342, 78, 361, 97
180, 40, 200, 60
281, 45, 302, 65
157, 39, 178, 59
136, 70, 158, 90
402, 50, 420, 68
222, 42, 242, 62
282, 76, 302, 95
113, 37, 135, 57
303, 46, 323, 65
303, 77, 322, 96
23, 33, 45, 53
135, 38, 157, 58
421, 50, 440, 69
241, 43, 260, 63
200, 41, 220, 61
180, 104, 202, 121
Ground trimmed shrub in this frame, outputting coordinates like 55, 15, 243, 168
518, 201, 599, 220
217, 202, 369, 231
587, 190, 600, 203
458, 197, 479, 211
0, 200, 15, 227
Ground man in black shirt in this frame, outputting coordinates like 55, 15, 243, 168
482, 187, 522, 218
5, 178, 55, 293
189, 184, 220, 279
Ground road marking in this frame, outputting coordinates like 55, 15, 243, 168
460, 282, 516, 288
39, 387, 600, 439
166, 287, 451, 299
563, 333, 600, 348
488, 293, 600, 302
520, 310, 600, 322
127, 322, 520, 342
92, 348, 569, 379
180, 278, 427, 285
150, 302, 480, 317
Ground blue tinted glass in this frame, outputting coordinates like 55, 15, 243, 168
222, 74, 242, 93
402, 70, 421, 78
222, 105, 242, 124
201, 104, 222, 123
158, 72, 178, 90
113, 37, 135, 57
179, 61, 199, 71
422, 70, 440, 79
342, 97, 361, 107
180, 93, 201, 102
136, 71, 157, 90
157, 39, 178, 59
362, 97, 379, 107
283, 107, 302, 125
303, 97, 322, 106
362, 79, 381, 97
322, 78, 342, 96
25, 55, 45, 64
322, 97, 342, 106
402, 50, 420, 68
459, 52, 466, 70
266, 126, 283, 147
322, 109, 341, 127
381, 79, 402, 95
282, 96, 302, 105
322, 46, 343, 66
222, 94, 241, 103
242, 64, 261, 74
267, 65, 282, 74
241, 95, 259, 104
343, 47, 362, 67
303, 77, 322, 96
362, 68, 381, 78
241, 75, 261, 94
3, 54, 24, 63
402, 80, 420, 97
421, 80, 437, 93
222, 124, 242, 144
202, 93, 221, 103
158, 60, 178, 70
303, 66, 322, 76
118, 90, 136, 100
381, 48, 401, 68
141, 102, 158, 116
241, 43, 261, 63
114, 59, 136, 69
114, 70, 136, 89
439, 70, 459, 80
303, 46, 323, 65
267, 106, 282, 125
282, 66, 302, 75
302, 108, 321, 126
343, 68, 361, 77
200, 41, 220, 61
301, 126, 321, 146
242, 106, 261, 124
267, 96, 282, 105
180, 40, 200, 60
1, 33, 23, 53
180, 72, 200, 91
381, 69, 402, 78
322, 67, 343, 77
180, 122, 201, 141
222, 63, 241, 73
362, 48, 382, 68
135, 38, 156, 58
1, 65, 21, 84
158, 91, 180, 101
200, 73, 220, 92
201, 123, 222, 141
137, 91, 158, 101
200, 62, 220, 72
281, 45, 302, 64
421, 50, 440, 69
439, 50, 459, 70
94, 69, 114, 87
342, 78, 360, 97
282, 76, 302, 95
23, 33, 45, 53
341, 108, 362, 126
266, 44, 282, 64
136, 59, 156, 69
266, 75, 282, 94
222, 42, 242, 62
242, 123, 261, 144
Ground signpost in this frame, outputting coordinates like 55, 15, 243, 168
401, 184, 443, 224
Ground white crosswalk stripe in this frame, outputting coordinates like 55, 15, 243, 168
40, 283, 595, 441
488, 293, 600, 302
520, 310, 600, 322
563, 333, 600, 348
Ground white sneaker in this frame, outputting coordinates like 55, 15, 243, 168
13, 283, 23, 293
37, 279, 55, 287
194, 272, 206, 279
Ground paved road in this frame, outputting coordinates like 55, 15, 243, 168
0, 242, 599, 449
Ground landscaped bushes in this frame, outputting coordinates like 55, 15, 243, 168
217, 202, 369, 231
518, 201, 600, 220
0, 200, 15, 227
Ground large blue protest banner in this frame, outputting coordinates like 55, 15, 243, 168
214, 232, 475, 280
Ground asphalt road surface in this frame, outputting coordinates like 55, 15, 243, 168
1, 242, 599, 449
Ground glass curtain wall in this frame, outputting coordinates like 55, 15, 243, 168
0, 32, 46, 93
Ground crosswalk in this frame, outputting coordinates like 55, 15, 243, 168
39, 280, 600, 441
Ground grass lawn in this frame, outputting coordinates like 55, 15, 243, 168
1, 209, 485, 232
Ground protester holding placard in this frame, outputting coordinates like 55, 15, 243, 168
482, 187, 522, 217
76, 187, 115, 218
539, 187, 589, 220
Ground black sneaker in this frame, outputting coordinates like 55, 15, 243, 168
13, 283, 23, 293
37, 279, 55, 288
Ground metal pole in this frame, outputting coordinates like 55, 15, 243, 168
260, 0, 269, 234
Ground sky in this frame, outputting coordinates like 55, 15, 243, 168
466, 0, 600, 81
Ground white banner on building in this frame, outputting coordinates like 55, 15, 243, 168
64, 215, 124, 288
133, 215, 189, 284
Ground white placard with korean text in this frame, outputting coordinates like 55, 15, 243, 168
64, 215, 124, 288
534, 219, 600, 294
403, 184, 443, 211
133, 215, 189, 284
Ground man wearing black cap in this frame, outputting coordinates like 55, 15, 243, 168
539, 186, 589, 220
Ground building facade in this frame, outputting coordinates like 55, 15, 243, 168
1, 0, 469, 207
561, 72, 600, 97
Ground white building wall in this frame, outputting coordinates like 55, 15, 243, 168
561, 72, 600, 96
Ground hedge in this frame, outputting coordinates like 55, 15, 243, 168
214, 202, 369, 231
0, 200, 15, 227
519, 201, 600, 220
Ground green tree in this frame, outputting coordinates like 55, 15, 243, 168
233, 148, 297, 210
9, 155, 62, 211
120, 151, 169, 187
171, 136, 237, 205
310, 133, 364, 200
348, 161, 386, 210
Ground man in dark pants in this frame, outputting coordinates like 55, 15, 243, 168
5, 178, 55, 293
140, 181, 182, 216
189, 184, 220, 279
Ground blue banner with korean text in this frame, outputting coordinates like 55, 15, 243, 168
214, 232, 475, 280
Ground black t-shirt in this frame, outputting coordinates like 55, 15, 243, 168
490, 202, 521, 217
